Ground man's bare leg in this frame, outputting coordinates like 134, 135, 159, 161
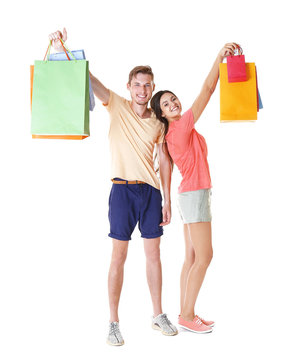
108, 239, 129, 322
143, 237, 162, 317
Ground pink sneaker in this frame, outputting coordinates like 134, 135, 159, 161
197, 315, 215, 328
178, 315, 213, 334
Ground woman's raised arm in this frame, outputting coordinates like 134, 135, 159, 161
191, 42, 240, 123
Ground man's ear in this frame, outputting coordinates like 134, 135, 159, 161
127, 82, 130, 90
152, 83, 155, 92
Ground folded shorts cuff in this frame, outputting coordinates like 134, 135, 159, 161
141, 230, 163, 239
108, 232, 131, 241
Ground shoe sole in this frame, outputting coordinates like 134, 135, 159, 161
179, 325, 213, 334
152, 324, 178, 336
106, 340, 125, 346
203, 323, 215, 328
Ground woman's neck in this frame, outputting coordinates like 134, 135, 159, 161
168, 114, 182, 123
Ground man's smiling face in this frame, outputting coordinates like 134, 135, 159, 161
127, 73, 155, 106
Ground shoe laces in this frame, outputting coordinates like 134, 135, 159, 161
159, 313, 172, 326
109, 322, 119, 335
195, 317, 203, 326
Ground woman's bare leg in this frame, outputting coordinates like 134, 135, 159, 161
180, 224, 195, 313
181, 222, 213, 321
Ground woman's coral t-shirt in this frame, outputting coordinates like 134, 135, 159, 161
165, 109, 212, 193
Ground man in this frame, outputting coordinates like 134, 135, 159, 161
49, 28, 178, 346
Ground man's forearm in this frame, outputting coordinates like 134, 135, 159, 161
159, 156, 172, 204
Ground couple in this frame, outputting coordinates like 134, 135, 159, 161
49, 29, 239, 346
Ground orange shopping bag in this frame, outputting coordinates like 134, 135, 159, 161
220, 63, 258, 121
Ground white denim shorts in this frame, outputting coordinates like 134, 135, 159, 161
177, 189, 212, 224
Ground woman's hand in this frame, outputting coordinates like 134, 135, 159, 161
218, 42, 241, 61
48, 28, 68, 52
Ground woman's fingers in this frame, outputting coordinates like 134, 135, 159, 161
226, 44, 236, 52
225, 42, 242, 53
223, 43, 240, 56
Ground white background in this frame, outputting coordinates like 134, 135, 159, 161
1, 0, 290, 359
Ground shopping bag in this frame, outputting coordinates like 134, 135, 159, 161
258, 89, 263, 110
49, 50, 95, 111
31, 40, 90, 139
255, 66, 263, 111
30, 65, 34, 111
220, 62, 258, 121
30, 48, 95, 112
227, 54, 247, 82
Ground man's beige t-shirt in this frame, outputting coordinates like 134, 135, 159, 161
104, 90, 164, 190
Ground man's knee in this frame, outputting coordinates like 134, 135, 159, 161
111, 241, 129, 267
144, 246, 161, 263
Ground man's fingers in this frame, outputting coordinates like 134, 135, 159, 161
159, 220, 170, 226
49, 30, 64, 42
159, 216, 167, 226
63, 27, 67, 41
159, 212, 171, 226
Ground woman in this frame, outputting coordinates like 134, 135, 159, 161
151, 43, 240, 333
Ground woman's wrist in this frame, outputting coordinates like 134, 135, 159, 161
218, 53, 225, 63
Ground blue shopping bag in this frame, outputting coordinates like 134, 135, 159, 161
49, 50, 95, 111
258, 89, 263, 110
255, 66, 263, 111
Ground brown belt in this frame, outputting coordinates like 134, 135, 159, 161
111, 179, 145, 185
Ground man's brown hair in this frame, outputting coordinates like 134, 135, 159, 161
128, 65, 154, 84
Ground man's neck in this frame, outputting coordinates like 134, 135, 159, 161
130, 101, 151, 119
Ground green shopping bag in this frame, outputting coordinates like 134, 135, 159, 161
31, 40, 90, 139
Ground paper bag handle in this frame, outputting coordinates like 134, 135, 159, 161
43, 39, 77, 61
234, 47, 243, 56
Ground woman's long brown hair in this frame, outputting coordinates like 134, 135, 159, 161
151, 90, 177, 171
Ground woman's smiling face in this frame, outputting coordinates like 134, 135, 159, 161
160, 92, 182, 122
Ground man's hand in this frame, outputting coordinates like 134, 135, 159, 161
159, 201, 171, 226
48, 28, 68, 52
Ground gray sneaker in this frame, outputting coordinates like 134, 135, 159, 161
152, 313, 178, 336
107, 322, 125, 346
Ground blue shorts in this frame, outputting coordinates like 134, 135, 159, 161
108, 180, 163, 241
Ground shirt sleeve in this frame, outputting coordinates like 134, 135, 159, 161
103, 90, 123, 113
181, 108, 195, 132
156, 123, 166, 144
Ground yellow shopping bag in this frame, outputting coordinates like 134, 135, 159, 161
220, 63, 257, 121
